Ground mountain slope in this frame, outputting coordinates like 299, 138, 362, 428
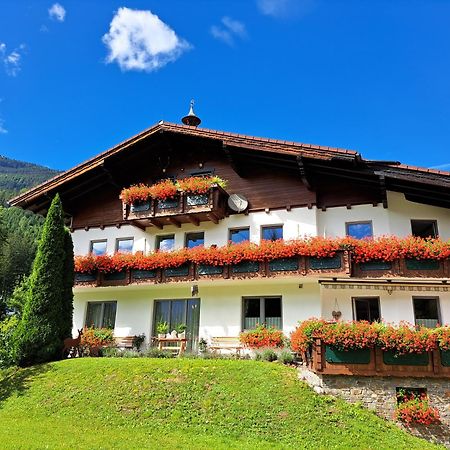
0, 155, 60, 206
0, 359, 439, 449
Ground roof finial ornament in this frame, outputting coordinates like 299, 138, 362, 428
182, 99, 201, 127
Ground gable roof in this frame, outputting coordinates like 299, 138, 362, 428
9, 121, 450, 211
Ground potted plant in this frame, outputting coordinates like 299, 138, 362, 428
156, 321, 168, 339
175, 323, 187, 339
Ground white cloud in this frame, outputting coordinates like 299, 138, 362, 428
102, 7, 191, 72
210, 16, 247, 46
431, 163, 450, 170
0, 43, 25, 77
256, 0, 314, 19
49, 3, 66, 22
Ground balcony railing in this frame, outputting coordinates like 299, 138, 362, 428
74, 251, 351, 287
122, 185, 228, 228
302, 338, 450, 378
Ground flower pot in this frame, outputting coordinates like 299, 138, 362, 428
178, 332, 186, 339
382, 350, 429, 366
170, 330, 177, 338
325, 346, 371, 364
158, 334, 166, 339
440, 349, 450, 367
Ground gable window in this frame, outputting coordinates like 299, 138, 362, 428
413, 297, 440, 328
411, 220, 438, 239
156, 234, 175, 252
353, 297, 380, 322
90, 240, 107, 256
346, 221, 373, 239
85, 301, 117, 329
116, 238, 134, 254
185, 232, 204, 248
229, 227, 250, 244
243, 296, 282, 330
261, 225, 283, 241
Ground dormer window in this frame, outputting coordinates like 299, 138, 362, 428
411, 220, 438, 239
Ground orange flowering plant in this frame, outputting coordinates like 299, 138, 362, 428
395, 390, 440, 426
290, 318, 328, 353
120, 176, 228, 205
240, 325, 285, 349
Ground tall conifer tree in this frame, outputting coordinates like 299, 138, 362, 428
14, 194, 73, 366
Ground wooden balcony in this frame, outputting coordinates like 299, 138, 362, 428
352, 258, 450, 278
303, 338, 450, 378
74, 251, 350, 287
122, 185, 228, 229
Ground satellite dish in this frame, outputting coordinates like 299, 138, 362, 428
228, 193, 248, 213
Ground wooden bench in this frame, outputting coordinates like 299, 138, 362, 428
115, 336, 135, 349
210, 337, 243, 355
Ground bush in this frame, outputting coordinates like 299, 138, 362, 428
290, 318, 327, 353
240, 325, 284, 349
0, 316, 19, 368
101, 347, 122, 358
253, 348, 278, 362
81, 327, 115, 348
395, 390, 440, 425
277, 349, 294, 365
132, 334, 145, 351
143, 347, 174, 358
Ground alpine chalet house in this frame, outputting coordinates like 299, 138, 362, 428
10, 106, 450, 352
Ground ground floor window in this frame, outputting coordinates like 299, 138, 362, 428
85, 301, 117, 328
353, 297, 380, 322
153, 299, 200, 351
242, 296, 282, 330
413, 297, 440, 328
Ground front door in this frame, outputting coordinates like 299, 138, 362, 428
153, 299, 200, 351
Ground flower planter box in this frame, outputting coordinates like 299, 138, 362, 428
405, 259, 440, 270
197, 264, 225, 276
382, 350, 429, 366
164, 264, 190, 278
186, 193, 209, 207
130, 201, 151, 213
231, 261, 260, 274
131, 269, 157, 280
103, 271, 127, 281
325, 346, 371, 364
359, 261, 393, 271
309, 254, 342, 270
156, 197, 180, 210
268, 257, 299, 272
440, 350, 450, 367
401, 259, 445, 278
75, 273, 97, 283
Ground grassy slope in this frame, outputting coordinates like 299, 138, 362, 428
0, 359, 441, 450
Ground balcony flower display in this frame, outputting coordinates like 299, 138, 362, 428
291, 319, 450, 356
120, 176, 228, 205
74, 237, 450, 274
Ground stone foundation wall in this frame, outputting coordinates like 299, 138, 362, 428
299, 367, 450, 448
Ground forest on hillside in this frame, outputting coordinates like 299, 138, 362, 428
0, 155, 61, 314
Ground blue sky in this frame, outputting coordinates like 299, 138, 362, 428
0, 0, 450, 171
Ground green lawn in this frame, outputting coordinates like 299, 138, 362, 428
0, 358, 441, 449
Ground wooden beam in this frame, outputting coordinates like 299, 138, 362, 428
223, 143, 246, 177
379, 175, 388, 208
168, 217, 181, 228
187, 215, 200, 226
149, 219, 163, 230
206, 212, 219, 224
296, 155, 313, 190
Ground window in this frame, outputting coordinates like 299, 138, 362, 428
90, 240, 107, 256
185, 232, 204, 248
353, 297, 380, 322
116, 238, 133, 254
85, 301, 117, 328
243, 297, 282, 330
156, 234, 175, 252
413, 297, 440, 328
346, 221, 373, 239
229, 227, 250, 244
411, 220, 438, 239
261, 225, 283, 241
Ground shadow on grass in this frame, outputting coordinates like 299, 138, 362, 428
0, 364, 52, 408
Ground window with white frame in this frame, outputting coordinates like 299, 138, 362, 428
116, 237, 134, 254
85, 301, 117, 329
90, 240, 107, 256
156, 234, 175, 252
242, 297, 282, 330
346, 221, 373, 239
413, 297, 440, 328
